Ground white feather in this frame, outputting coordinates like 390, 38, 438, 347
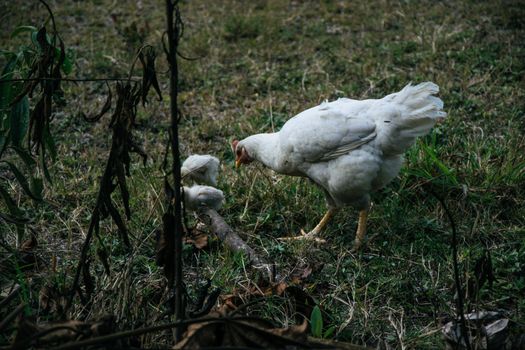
183, 185, 224, 212
181, 154, 220, 186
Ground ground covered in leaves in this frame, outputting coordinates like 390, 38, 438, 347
1, 0, 524, 348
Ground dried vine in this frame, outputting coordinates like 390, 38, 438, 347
164, 0, 185, 341
65, 45, 162, 314
425, 185, 472, 350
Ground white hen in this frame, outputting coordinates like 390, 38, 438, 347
181, 155, 220, 186
233, 82, 446, 249
183, 185, 224, 212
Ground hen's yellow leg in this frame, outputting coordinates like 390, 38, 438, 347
352, 209, 369, 251
279, 209, 336, 243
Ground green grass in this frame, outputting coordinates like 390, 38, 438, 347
1, 0, 524, 348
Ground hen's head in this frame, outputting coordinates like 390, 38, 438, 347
232, 139, 253, 168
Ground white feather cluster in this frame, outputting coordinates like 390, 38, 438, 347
181, 154, 223, 212
181, 155, 220, 186
183, 185, 224, 211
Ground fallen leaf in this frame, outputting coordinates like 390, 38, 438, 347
184, 230, 208, 249
274, 282, 288, 296
268, 318, 308, 341
174, 315, 308, 349
20, 231, 37, 251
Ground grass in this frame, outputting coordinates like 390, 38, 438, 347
1, 0, 524, 348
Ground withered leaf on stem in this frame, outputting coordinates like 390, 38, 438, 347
159, 210, 176, 286
97, 246, 111, 275
82, 258, 95, 299
83, 82, 112, 122
68, 46, 160, 312
467, 249, 495, 300
139, 47, 162, 106
51, 38, 65, 91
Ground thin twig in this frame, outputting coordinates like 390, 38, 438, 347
0, 284, 21, 310
127, 45, 152, 82
64, 209, 99, 314
38, 0, 57, 35
0, 303, 25, 332
50, 317, 221, 350
0, 77, 141, 83
426, 186, 471, 350
166, 0, 185, 341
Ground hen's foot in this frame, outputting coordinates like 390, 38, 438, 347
278, 228, 326, 243
278, 229, 326, 243
278, 209, 335, 243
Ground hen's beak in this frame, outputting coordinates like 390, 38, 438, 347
235, 159, 241, 168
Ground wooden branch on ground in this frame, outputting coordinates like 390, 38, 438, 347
199, 208, 274, 282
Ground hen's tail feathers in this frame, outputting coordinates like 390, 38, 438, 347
383, 82, 447, 155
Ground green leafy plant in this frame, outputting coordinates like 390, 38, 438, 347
310, 305, 335, 339
310, 305, 323, 337
0, 18, 72, 243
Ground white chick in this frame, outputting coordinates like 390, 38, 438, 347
181, 155, 220, 186
183, 185, 224, 212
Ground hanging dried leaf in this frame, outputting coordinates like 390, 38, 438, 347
82, 258, 95, 299
97, 246, 111, 275
159, 210, 176, 286
467, 249, 495, 300
70, 48, 158, 305
83, 82, 112, 122
139, 46, 162, 106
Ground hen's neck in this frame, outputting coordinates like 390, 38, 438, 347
244, 133, 281, 171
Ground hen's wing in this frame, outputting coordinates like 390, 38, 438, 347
279, 101, 377, 163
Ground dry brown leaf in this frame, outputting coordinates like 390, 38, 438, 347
274, 281, 288, 295
12, 315, 115, 349
155, 228, 167, 267
38, 284, 67, 315
300, 266, 313, 279
184, 231, 209, 249
268, 318, 308, 341
20, 232, 37, 251
291, 276, 302, 284
39, 285, 52, 312
218, 284, 315, 325
174, 316, 309, 349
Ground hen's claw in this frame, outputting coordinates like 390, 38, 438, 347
278, 229, 326, 243
278, 209, 334, 244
